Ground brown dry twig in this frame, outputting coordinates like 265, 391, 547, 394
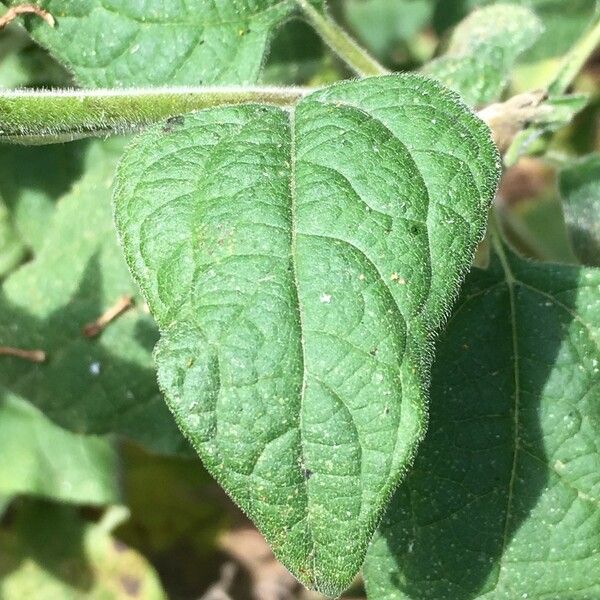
83, 295, 135, 338
0, 346, 46, 363
0, 4, 55, 30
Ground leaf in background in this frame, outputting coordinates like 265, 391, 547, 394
0, 23, 73, 88
559, 154, 600, 267
424, 4, 543, 107
0, 139, 188, 455
364, 240, 600, 599
0, 196, 25, 279
343, 0, 434, 63
114, 74, 500, 594
1, 0, 323, 86
0, 392, 119, 505
504, 94, 590, 166
0, 24, 82, 257
0, 501, 167, 599
0, 142, 87, 254
115, 443, 231, 598
433, 0, 597, 64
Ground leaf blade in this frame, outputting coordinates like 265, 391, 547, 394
114, 74, 500, 594
1, 0, 315, 86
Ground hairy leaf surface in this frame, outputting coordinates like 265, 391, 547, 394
364, 240, 600, 599
114, 74, 499, 594
0, 140, 188, 454
559, 154, 600, 267
1, 0, 322, 86
424, 4, 543, 106
0, 393, 119, 505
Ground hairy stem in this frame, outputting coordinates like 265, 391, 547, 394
0, 86, 310, 144
295, 0, 388, 77
0, 88, 544, 146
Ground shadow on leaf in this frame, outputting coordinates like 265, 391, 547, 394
369, 247, 590, 598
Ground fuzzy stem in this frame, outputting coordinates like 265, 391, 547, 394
0, 88, 546, 146
295, 0, 388, 77
0, 86, 310, 144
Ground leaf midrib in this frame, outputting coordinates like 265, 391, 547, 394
491, 229, 522, 590
287, 106, 317, 583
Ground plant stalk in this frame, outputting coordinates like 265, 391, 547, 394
0, 88, 548, 146
295, 0, 388, 77
0, 86, 310, 144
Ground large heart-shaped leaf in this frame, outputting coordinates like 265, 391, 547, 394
364, 239, 600, 599
114, 74, 500, 594
1, 0, 323, 86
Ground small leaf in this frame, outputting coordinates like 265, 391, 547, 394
1, 0, 323, 86
0, 392, 119, 505
364, 241, 600, 599
0, 501, 167, 599
114, 74, 500, 594
0, 139, 188, 455
424, 4, 543, 106
433, 0, 598, 64
559, 153, 600, 267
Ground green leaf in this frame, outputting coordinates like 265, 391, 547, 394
0, 392, 119, 505
114, 74, 500, 594
0, 139, 188, 455
559, 154, 600, 267
423, 4, 543, 106
433, 0, 598, 64
364, 238, 600, 599
0, 141, 87, 254
1, 0, 322, 87
0, 23, 73, 89
0, 501, 167, 599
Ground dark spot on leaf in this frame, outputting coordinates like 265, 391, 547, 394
302, 468, 313, 480
162, 115, 185, 133
113, 540, 128, 553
